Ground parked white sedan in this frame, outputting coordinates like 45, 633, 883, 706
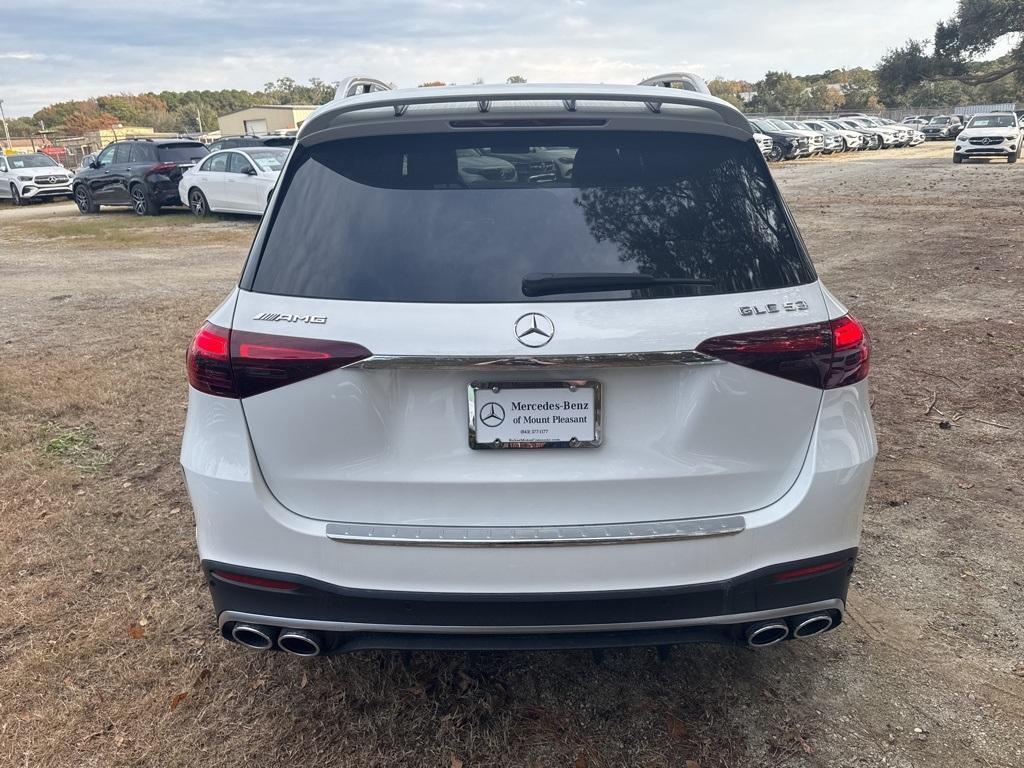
178, 147, 288, 217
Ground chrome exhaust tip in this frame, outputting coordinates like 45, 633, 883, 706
230, 622, 277, 650
277, 629, 324, 657
790, 612, 834, 639
745, 620, 790, 648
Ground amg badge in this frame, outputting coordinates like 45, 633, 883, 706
253, 312, 327, 324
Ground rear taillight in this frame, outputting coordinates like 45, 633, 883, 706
185, 322, 371, 398
695, 314, 869, 389
186, 323, 235, 397
148, 162, 178, 174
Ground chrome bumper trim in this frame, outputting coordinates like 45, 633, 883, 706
325, 514, 745, 547
219, 599, 845, 635
346, 350, 718, 371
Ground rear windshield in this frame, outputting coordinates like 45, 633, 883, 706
250, 131, 814, 303
158, 143, 208, 163
247, 148, 288, 172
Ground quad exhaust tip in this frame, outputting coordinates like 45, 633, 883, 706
231, 623, 277, 650
745, 620, 789, 648
277, 629, 324, 657
791, 612, 834, 639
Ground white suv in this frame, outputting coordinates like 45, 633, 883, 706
181, 78, 876, 657
953, 113, 1024, 163
0, 152, 74, 204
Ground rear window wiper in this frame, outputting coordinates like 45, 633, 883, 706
522, 272, 717, 297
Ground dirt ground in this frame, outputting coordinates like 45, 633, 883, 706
1, 143, 1022, 768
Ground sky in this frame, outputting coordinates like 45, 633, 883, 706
0, 0, 962, 117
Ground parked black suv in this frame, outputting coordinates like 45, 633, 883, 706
73, 138, 209, 215
749, 118, 809, 160
207, 135, 295, 152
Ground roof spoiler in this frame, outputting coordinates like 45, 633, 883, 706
637, 72, 711, 95
304, 79, 750, 139
334, 76, 392, 99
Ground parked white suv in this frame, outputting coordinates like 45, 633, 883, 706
953, 113, 1023, 163
181, 78, 876, 656
0, 152, 73, 204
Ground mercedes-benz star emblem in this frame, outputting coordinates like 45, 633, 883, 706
514, 312, 554, 348
479, 402, 505, 427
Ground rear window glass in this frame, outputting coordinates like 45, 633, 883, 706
158, 143, 208, 163
246, 148, 288, 172
250, 131, 814, 303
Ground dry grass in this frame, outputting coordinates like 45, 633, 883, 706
2, 209, 253, 249
1, 154, 1023, 768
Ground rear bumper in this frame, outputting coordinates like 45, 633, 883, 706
182, 376, 875, 599
148, 178, 184, 206
209, 550, 854, 652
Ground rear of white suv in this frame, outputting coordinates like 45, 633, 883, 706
181, 82, 875, 656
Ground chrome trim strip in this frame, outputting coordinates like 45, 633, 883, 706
325, 514, 745, 546
346, 350, 718, 371
219, 599, 845, 635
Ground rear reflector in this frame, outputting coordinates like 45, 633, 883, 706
771, 560, 848, 582
695, 314, 869, 389
211, 570, 300, 591
186, 322, 371, 398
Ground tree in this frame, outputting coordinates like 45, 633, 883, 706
804, 83, 846, 112
506, 75, 527, 84
878, 0, 1024, 95
6, 116, 40, 137
750, 71, 807, 113
707, 78, 748, 109
33, 100, 86, 129
262, 77, 337, 104
61, 104, 121, 134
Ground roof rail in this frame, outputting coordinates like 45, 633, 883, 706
638, 72, 711, 95
335, 76, 392, 100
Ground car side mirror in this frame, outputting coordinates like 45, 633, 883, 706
243, 166, 257, 176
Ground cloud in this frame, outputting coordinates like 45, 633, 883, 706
0, 0, 959, 115
0, 51, 47, 60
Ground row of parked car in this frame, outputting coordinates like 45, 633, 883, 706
750, 111, 1024, 164
749, 112, 931, 161
4, 107, 1021, 212
0, 133, 295, 214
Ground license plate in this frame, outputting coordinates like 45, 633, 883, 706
468, 381, 602, 450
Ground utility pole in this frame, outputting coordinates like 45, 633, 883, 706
0, 99, 12, 150
196, 106, 203, 135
